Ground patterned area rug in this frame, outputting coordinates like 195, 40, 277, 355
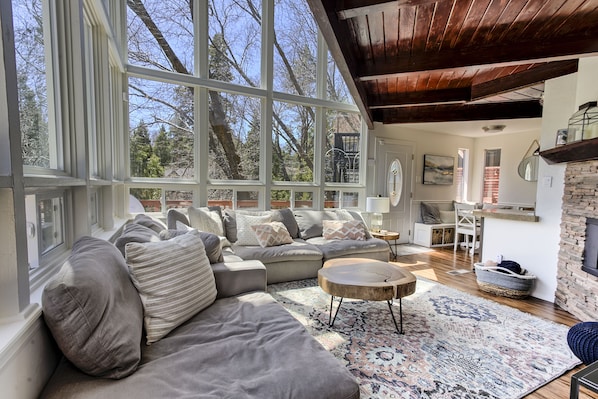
268, 278, 580, 399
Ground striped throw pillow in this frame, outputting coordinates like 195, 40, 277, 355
125, 230, 217, 344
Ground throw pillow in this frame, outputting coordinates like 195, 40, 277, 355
125, 230, 217, 344
421, 202, 443, 224
133, 214, 167, 234
222, 208, 237, 243
322, 220, 366, 240
251, 221, 294, 247
272, 208, 300, 239
114, 223, 161, 257
42, 236, 143, 379
188, 206, 225, 236
439, 210, 455, 224
166, 208, 190, 230
159, 229, 224, 264
235, 213, 272, 246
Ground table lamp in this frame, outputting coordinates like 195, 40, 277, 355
366, 196, 389, 233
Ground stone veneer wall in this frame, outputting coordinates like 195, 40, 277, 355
555, 160, 598, 321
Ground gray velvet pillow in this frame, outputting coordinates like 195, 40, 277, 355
421, 202, 443, 224
42, 236, 143, 379
294, 210, 337, 239
222, 209, 237, 243
159, 229, 224, 264
133, 214, 167, 233
166, 208, 190, 230
114, 223, 160, 257
272, 208, 300, 239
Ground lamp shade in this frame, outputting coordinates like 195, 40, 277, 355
366, 197, 390, 213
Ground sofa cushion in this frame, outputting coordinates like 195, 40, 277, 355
159, 229, 224, 264
133, 214, 166, 234
232, 239, 323, 264
293, 210, 338, 239
307, 236, 389, 260
39, 292, 360, 399
125, 230, 217, 344
42, 236, 143, 379
272, 208, 300, 238
322, 219, 366, 240
235, 212, 272, 245
421, 202, 443, 224
251, 221, 294, 247
166, 208, 190, 230
114, 223, 161, 257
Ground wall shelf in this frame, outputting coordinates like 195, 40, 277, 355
540, 137, 598, 164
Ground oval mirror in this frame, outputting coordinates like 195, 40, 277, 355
518, 155, 539, 182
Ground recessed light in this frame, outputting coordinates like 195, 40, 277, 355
482, 125, 506, 133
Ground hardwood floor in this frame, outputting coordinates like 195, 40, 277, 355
392, 246, 598, 399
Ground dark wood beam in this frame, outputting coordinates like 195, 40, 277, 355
375, 101, 543, 124
358, 35, 598, 80
368, 88, 471, 107
306, 0, 374, 128
471, 60, 579, 100
336, 0, 438, 20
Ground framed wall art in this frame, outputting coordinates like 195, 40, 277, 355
423, 154, 454, 185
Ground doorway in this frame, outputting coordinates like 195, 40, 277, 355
374, 139, 414, 243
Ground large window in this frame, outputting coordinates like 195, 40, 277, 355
12, 0, 61, 170
126, 0, 363, 212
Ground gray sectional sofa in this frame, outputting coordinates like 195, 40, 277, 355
171, 207, 390, 283
39, 210, 373, 398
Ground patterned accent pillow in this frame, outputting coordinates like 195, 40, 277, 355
125, 230, 217, 344
322, 219, 366, 241
251, 221, 294, 248
235, 213, 272, 246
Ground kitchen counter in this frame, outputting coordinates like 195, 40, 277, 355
473, 208, 539, 223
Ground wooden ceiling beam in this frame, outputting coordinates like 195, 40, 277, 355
368, 87, 471, 107
358, 35, 598, 80
336, 0, 438, 20
471, 60, 578, 100
375, 101, 543, 124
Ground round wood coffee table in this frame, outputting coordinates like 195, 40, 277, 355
318, 258, 416, 334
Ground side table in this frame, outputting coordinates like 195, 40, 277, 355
571, 360, 598, 399
371, 231, 400, 260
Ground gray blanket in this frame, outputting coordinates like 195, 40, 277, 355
41, 292, 360, 399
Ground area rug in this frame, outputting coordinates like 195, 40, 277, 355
268, 278, 580, 399
395, 244, 434, 256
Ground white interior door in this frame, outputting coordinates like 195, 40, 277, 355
375, 140, 414, 243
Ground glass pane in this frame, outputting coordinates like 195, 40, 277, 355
208, 0, 261, 86
324, 190, 339, 209
89, 190, 98, 226
272, 102, 314, 182
129, 78, 194, 178
342, 192, 358, 208
325, 111, 361, 183
127, 0, 194, 73
208, 92, 260, 180
271, 190, 290, 209
38, 196, 64, 255
273, 0, 317, 96
130, 187, 162, 212
237, 191, 258, 209
327, 52, 354, 104
166, 190, 192, 209
208, 189, 233, 209
13, 0, 51, 168
294, 191, 313, 208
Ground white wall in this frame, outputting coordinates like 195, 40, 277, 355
482, 57, 598, 302
470, 129, 539, 206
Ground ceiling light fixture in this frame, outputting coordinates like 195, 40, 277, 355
482, 124, 506, 134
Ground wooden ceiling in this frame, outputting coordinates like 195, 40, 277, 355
307, 0, 598, 128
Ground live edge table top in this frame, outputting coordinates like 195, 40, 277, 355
318, 258, 417, 301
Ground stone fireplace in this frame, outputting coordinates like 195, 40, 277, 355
555, 160, 598, 321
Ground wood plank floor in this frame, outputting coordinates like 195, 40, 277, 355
391, 246, 598, 399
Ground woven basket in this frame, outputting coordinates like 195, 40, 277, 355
474, 263, 536, 299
